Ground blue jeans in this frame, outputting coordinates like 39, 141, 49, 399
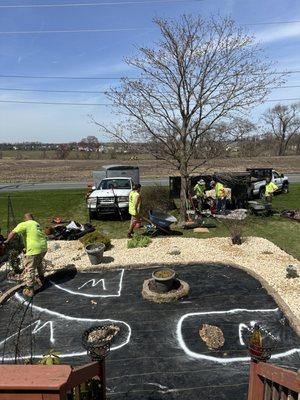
216, 198, 226, 214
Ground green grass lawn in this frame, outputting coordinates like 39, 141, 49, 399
0, 184, 299, 258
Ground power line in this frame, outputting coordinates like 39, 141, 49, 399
1, 70, 300, 81
0, 27, 153, 35
0, 98, 299, 106
0, 87, 106, 94
245, 19, 300, 26
0, 0, 200, 9
2, 21, 300, 35
266, 98, 300, 102
1, 84, 300, 94
0, 100, 109, 106
0, 74, 135, 80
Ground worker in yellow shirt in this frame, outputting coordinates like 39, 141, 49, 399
265, 177, 278, 203
193, 179, 206, 210
128, 184, 142, 238
5, 213, 47, 297
210, 180, 226, 214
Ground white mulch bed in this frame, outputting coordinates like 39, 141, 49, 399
45, 237, 300, 322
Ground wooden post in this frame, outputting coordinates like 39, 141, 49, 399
247, 361, 265, 400
100, 360, 106, 400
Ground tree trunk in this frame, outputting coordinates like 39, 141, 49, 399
278, 139, 285, 156
179, 162, 189, 221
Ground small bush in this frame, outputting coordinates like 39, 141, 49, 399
80, 231, 111, 249
127, 234, 152, 249
141, 186, 175, 217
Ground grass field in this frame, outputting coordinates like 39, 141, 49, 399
0, 184, 299, 259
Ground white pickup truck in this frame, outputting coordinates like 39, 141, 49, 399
248, 168, 289, 199
87, 164, 139, 219
87, 177, 134, 219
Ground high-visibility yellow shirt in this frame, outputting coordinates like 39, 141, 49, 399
215, 182, 225, 198
129, 190, 140, 216
265, 182, 278, 196
194, 183, 205, 197
13, 220, 47, 256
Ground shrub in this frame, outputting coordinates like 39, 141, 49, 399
127, 234, 152, 249
80, 231, 111, 249
141, 186, 175, 217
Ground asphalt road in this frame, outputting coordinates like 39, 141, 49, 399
0, 178, 169, 192
0, 174, 299, 192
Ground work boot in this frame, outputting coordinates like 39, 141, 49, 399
34, 277, 44, 291
127, 232, 133, 238
23, 287, 34, 298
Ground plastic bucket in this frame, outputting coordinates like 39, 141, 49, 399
152, 269, 176, 293
86, 243, 105, 265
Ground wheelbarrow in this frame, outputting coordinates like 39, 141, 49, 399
248, 201, 272, 216
145, 210, 177, 236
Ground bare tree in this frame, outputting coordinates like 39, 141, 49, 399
56, 144, 71, 160
263, 103, 300, 156
78, 136, 101, 159
93, 15, 278, 218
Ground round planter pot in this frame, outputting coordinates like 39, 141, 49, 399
86, 243, 105, 265
152, 268, 176, 293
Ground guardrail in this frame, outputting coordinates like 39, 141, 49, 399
248, 361, 300, 400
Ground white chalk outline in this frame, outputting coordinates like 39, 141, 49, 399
176, 308, 300, 364
78, 279, 107, 291
0, 320, 55, 348
0, 293, 132, 361
50, 269, 124, 298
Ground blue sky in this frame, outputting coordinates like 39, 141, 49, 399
0, 0, 300, 143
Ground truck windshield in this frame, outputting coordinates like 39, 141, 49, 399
100, 179, 131, 190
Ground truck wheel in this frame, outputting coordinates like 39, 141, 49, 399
259, 187, 265, 199
282, 184, 289, 194
89, 211, 98, 220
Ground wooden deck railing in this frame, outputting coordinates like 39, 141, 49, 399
0, 361, 106, 400
248, 361, 300, 400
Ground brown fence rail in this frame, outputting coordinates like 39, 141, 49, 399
248, 361, 300, 400
0, 361, 106, 400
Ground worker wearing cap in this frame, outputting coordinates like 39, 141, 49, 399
193, 179, 206, 210
4, 213, 47, 297
128, 184, 142, 238
265, 177, 278, 203
210, 180, 226, 214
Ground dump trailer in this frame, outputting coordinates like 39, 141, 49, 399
92, 165, 140, 188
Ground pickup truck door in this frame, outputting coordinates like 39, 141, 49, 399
272, 171, 283, 190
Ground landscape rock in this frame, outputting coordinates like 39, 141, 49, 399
199, 324, 225, 349
168, 246, 181, 255
286, 265, 299, 279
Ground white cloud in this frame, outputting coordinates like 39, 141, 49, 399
255, 23, 300, 44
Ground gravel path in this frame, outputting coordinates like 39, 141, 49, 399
45, 237, 300, 328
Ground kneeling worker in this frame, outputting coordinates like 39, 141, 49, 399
5, 213, 47, 297
128, 184, 142, 238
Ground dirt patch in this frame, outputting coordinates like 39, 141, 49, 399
1, 155, 299, 183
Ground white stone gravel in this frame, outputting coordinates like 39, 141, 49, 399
45, 237, 300, 325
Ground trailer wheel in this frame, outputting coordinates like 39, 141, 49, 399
282, 184, 289, 194
89, 210, 98, 221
